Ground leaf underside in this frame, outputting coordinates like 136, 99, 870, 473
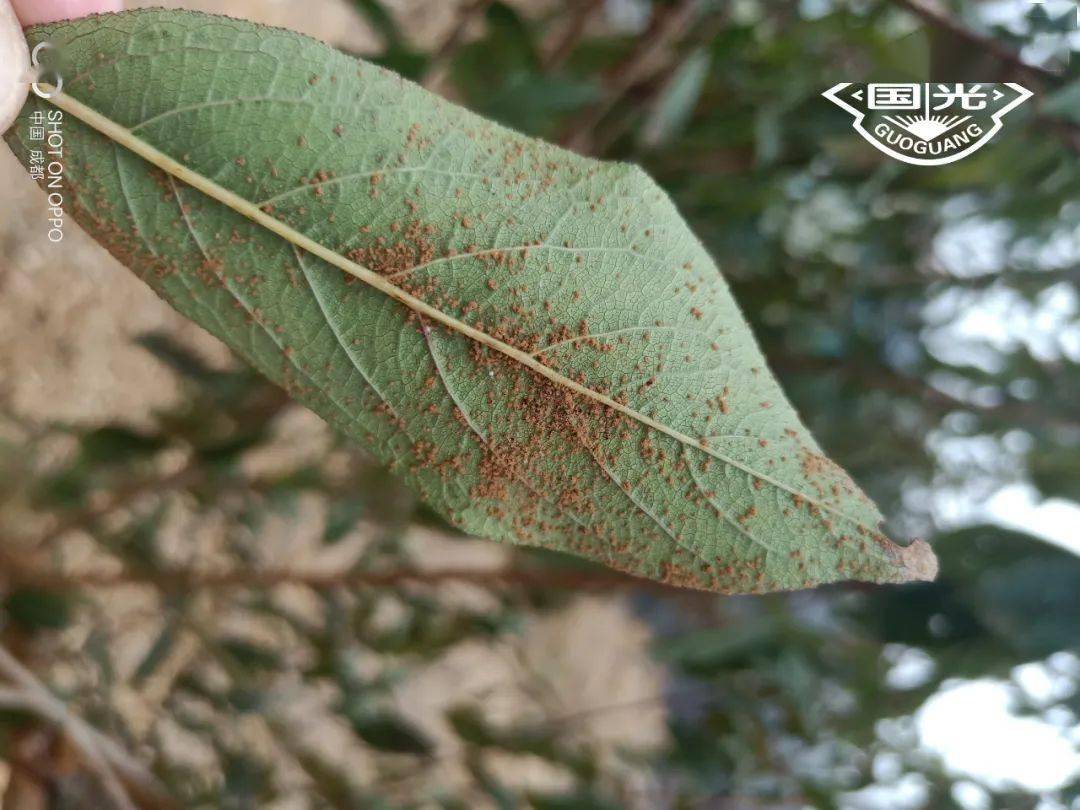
4, 9, 936, 593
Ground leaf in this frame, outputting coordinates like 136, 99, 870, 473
859, 525, 1080, 661
80, 425, 166, 464
4, 9, 935, 593
3, 588, 73, 630
348, 0, 403, 51
218, 637, 284, 673
347, 0, 427, 79
1043, 81, 1080, 125
658, 619, 785, 676
527, 792, 623, 810
640, 47, 711, 150
132, 618, 181, 684
345, 706, 434, 755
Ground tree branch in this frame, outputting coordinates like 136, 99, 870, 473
769, 353, 1080, 432
0, 645, 175, 809
422, 0, 494, 90
542, 0, 604, 72
0, 558, 674, 594
889, 0, 1080, 156
890, 0, 1064, 82
560, 0, 701, 154
30, 461, 202, 552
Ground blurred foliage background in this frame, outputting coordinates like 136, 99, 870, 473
0, 0, 1078, 807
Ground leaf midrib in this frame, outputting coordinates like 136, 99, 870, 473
41, 85, 895, 555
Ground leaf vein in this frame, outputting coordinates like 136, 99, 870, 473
44, 86, 899, 563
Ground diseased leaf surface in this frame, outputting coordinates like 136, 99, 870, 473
4, 10, 936, 592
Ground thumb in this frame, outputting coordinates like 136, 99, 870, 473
0, 0, 30, 134
11, 0, 123, 25
0, 0, 123, 134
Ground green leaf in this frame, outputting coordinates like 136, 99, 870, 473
347, 0, 427, 79
3, 588, 73, 630
1043, 81, 1080, 124
132, 619, 181, 683
860, 525, 1080, 660
640, 48, 711, 150
658, 619, 785, 676
80, 425, 166, 464
4, 9, 935, 593
445, 705, 595, 776
349, 0, 403, 51
527, 792, 623, 810
136, 330, 229, 383
218, 637, 283, 673
345, 707, 434, 755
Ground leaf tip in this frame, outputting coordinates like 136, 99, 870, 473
895, 538, 938, 583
